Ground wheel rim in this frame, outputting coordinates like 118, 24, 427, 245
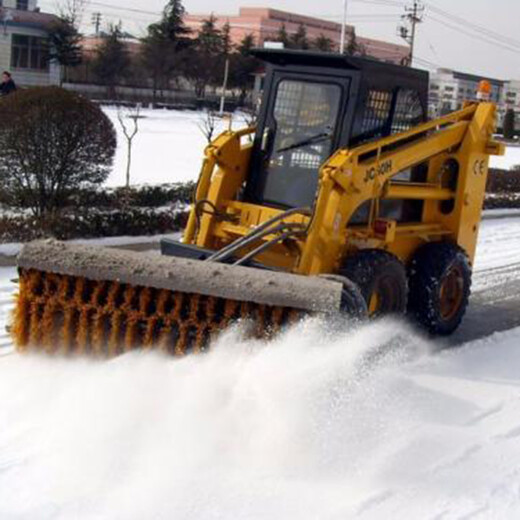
439, 264, 465, 321
368, 291, 380, 316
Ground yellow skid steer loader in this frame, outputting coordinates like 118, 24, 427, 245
13, 49, 504, 356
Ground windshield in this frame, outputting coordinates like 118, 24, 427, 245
258, 79, 343, 208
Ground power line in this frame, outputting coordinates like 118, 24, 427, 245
351, 0, 407, 6
425, 3, 520, 50
414, 55, 440, 68
427, 15, 520, 56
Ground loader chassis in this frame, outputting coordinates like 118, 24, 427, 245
12, 50, 504, 355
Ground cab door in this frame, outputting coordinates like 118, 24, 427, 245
247, 73, 351, 209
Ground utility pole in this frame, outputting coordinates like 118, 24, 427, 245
219, 58, 230, 115
339, 0, 348, 54
91, 12, 102, 36
398, 0, 424, 66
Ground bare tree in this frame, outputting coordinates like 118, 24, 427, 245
58, 0, 86, 26
117, 104, 141, 187
241, 107, 257, 128
197, 110, 218, 143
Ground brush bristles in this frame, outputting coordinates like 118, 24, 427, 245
12, 269, 301, 356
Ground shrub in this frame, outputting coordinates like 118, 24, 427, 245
487, 168, 520, 193
0, 208, 189, 242
0, 87, 116, 219
0, 182, 196, 210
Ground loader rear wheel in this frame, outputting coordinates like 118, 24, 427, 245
340, 250, 408, 317
408, 242, 471, 335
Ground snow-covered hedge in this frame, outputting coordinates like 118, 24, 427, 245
487, 168, 520, 193
0, 183, 194, 242
0, 207, 188, 242
0, 172, 518, 242
0, 182, 196, 211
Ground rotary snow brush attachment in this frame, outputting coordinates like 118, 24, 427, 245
12, 241, 353, 356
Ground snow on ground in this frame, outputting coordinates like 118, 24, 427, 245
473, 215, 520, 290
104, 107, 249, 186
0, 218, 519, 518
104, 107, 520, 185
2, 110, 519, 518
1, 317, 520, 519
0, 232, 180, 257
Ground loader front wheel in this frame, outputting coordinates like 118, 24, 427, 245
408, 242, 471, 335
340, 250, 408, 317
320, 274, 368, 320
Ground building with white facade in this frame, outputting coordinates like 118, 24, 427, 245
0, 0, 60, 87
428, 68, 520, 130
428, 68, 503, 117
501, 80, 520, 124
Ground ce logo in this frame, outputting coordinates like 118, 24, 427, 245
473, 159, 485, 176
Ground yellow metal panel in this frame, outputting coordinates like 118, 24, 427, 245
384, 183, 454, 201
182, 101, 500, 278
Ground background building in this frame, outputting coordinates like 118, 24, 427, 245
0, 0, 60, 86
427, 68, 520, 129
185, 7, 409, 65
428, 69, 503, 117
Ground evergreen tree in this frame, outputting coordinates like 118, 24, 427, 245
47, 15, 83, 85
276, 24, 290, 48
290, 24, 309, 50
313, 34, 334, 52
345, 30, 365, 56
92, 24, 131, 97
230, 33, 259, 105
221, 22, 232, 56
503, 108, 516, 139
185, 15, 224, 97
141, 0, 192, 97
238, 33, 255, 55
147, 0, 191, 43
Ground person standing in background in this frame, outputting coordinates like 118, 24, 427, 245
0, 71, 16, 96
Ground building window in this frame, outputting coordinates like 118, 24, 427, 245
11, 35, 49, 70
444, 86, 455, 92
16, 0, 29, 10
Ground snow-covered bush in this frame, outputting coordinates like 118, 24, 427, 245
0, 207, 188, 242
0, 87, 116, 220
487, 168, 520, 193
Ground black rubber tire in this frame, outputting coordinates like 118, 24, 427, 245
340, 249, 408, 317
407, 241, 472, 336
320, 274, 368, 321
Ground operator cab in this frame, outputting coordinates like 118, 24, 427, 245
245, 49, 429, 210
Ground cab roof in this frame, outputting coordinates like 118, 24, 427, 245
251, 48, 429, 84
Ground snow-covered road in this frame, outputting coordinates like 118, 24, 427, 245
0, 217, 519, 519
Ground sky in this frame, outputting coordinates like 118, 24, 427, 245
37, 0, 520, 79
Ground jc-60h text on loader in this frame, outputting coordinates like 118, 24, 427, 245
12, 50, 503, 355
